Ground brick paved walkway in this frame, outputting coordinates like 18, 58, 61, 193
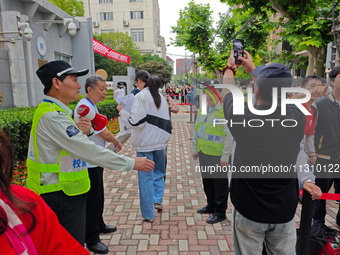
95, 105, 340, 255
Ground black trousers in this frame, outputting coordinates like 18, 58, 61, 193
313, 158, 340, 225
41, 190, 86, 245
86, 166, 106, 245
199, 152, 229, 217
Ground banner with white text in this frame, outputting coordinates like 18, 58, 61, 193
93, 38, 130, 64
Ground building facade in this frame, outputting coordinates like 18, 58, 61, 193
83, 0, 166, 59
176, 58, 194, 77
166, 56, 174, 83
0, 0, 95, 108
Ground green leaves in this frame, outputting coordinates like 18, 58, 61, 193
93, 32, 143, 77
0, 100, 118, 161
0, 107, 36, 160
49, 0, 84, 16
224, 0, 337, 75
171, 1, 218, 74
136, 61, 172, 86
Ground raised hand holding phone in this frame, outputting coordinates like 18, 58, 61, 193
233, 39, 244, 64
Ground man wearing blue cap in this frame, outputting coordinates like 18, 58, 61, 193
27, 60, 154, 248
221, 51, 321, 254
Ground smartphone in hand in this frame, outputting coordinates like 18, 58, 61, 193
233, 39, 244, 64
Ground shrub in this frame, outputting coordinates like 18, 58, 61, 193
0, 99, 118, 161
97, 99, 118, 120
106, 89, 114, 100
0, 107, 35, 160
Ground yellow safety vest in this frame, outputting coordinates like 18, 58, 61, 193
26, 102, 90, 196
196, 106, 226, 156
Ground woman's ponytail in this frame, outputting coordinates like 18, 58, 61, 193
145, 76, 162, 109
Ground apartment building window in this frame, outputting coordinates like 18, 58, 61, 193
131, 29, 144, 42
131, 11, 143, 19
54, 52, 71, 63
100, 12, 113, 21
130, 0, 143, 2
99, 0, 113, 3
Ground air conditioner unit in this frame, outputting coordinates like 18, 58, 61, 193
123, 20, 129, 27
93, 21, 99, 28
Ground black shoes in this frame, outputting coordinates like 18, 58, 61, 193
197, 205, 214, 214
101, 225, 117, 234
206, 215, 226, 224
87, 241, 109, 254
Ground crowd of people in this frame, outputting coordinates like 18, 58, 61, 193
1, 48, 340, 254
166, 85, 192, 103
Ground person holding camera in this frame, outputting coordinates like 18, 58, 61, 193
222, 50, 321, 254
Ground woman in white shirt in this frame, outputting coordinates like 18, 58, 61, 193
117, 71, 171, 222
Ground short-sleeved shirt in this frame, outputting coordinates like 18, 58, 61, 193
223, 93, 305, 223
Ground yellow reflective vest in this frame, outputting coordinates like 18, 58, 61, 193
26, 102, 90, 196
196, 105, 226, 156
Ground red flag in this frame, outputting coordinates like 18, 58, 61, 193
93, 38, 130, 64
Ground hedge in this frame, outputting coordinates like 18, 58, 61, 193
0, 99, 118, 161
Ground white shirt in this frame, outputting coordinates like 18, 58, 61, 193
74, 97, 106, 168
114, 88, 125, 100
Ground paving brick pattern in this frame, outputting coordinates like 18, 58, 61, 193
94, 106, 340, 255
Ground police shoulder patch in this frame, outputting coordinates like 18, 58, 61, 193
66, 125, 79, 137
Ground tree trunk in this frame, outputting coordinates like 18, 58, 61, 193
269, 0, 290, 18
306, 45, 326, 77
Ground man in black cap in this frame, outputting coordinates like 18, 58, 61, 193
27, 60, 154, 249
221, 51, 321, 254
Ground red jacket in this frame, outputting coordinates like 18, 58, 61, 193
1, 185, 89, 255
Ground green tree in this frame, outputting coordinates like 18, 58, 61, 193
171, 1, 222, 76
142, 53, 173, 73
49, 0, 84, 16
94, 32, 143, 78
136, 61, 172, 86
221, 0, 338, 76
216, 8, 274, 78
171, 1, 271, 77
218, 9, 273, 56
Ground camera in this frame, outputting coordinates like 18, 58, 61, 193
233, 39, 244, 64
23, 27, 33, 41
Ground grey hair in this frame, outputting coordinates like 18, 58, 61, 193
85, 74, 106, 93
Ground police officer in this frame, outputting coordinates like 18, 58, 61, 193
192, 80, 233, 224
27, 60, 154, 246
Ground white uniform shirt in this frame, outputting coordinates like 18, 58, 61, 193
114, 88, 125, 100
27, 96, 135, 186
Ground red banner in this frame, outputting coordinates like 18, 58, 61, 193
93, 38, 130, 64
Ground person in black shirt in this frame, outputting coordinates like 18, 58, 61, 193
131, 83, 140, 95
222, 50, 321, 254
312, 66, 340, 227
